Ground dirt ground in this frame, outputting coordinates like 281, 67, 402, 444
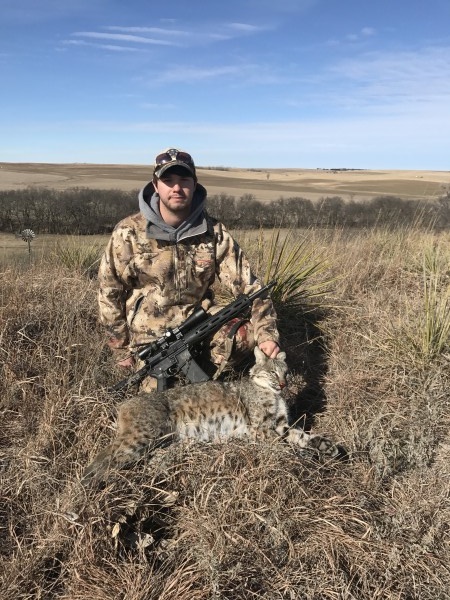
1, 162, 449, 203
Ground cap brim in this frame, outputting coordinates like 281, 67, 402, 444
154, 161, 195, 178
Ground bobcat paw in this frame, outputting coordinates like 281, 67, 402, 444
308, 434, 348, 461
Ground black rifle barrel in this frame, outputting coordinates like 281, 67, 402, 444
182, 280, 276, 347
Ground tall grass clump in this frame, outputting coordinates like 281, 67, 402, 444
421, 244, 450, 360
51, 238, 104, 276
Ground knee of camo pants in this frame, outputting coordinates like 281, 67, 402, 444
209, 318, 255, 370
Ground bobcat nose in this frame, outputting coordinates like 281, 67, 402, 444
279, 381, 286, 390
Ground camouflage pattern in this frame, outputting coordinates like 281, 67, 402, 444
98, 211, 279, 379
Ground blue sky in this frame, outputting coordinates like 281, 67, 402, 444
1, 0, 450, 169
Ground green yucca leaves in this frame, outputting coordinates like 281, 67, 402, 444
254, 228, 335, 312
52, 239, 103, 275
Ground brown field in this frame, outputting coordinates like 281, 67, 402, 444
1, 161, 450, 202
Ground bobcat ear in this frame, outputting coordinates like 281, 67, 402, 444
277, 351, 286, 361
254, 346, 267, 363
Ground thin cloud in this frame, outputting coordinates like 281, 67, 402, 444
63, 39, 138, 52
228, 22, 267, 33
328, 45, 450, 111
104, 25, 190, 36
150, 61, 287, 85
105, 21, 268, 42
347, 27, 376, 41
155, 65, 243, 83
328, 27, 377, 47
72, 31, 178, 46
95, 44, 139, 52
207, 33, 233, 41
274, 42, 450, 140
65, 19, 270, 55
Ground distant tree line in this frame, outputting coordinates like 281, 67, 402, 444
1, 187, 450, 234
0, 188, 136, 234
208, 193, 450, 230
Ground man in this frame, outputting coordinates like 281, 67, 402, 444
98, 148, 280, 391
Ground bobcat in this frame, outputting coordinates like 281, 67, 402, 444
83, 347, 340, 483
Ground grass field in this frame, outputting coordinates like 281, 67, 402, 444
1, 226, 450, 599
1, 161, 450, 203
0, 232, 108, 268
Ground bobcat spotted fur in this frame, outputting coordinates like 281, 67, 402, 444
83, 347, 340, 483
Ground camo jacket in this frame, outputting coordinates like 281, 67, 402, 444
98, 212, 279, 357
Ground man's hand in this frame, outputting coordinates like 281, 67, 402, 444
258, 340, 280, 358
116, 356, 135, 370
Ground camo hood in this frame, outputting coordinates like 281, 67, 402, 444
139, 180, 208, 243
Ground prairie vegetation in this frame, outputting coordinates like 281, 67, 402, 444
1, 225, 450, 599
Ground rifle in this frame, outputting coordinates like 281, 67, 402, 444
112, 280, 277, 393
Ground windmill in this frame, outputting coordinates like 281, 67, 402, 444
20, 228, 36, 256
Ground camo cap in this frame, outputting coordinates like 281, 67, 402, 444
153, 148, 197, 180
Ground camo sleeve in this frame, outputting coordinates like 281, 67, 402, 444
214, 224, 280, 345
97, 224, 133, 352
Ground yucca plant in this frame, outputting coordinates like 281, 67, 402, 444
52, 238, 104, 276
253, 228, 335, 314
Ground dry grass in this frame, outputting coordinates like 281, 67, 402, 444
1, 227, 450, 599
0, 233, 109, 268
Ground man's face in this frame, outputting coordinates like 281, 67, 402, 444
154, 170, 196, 217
